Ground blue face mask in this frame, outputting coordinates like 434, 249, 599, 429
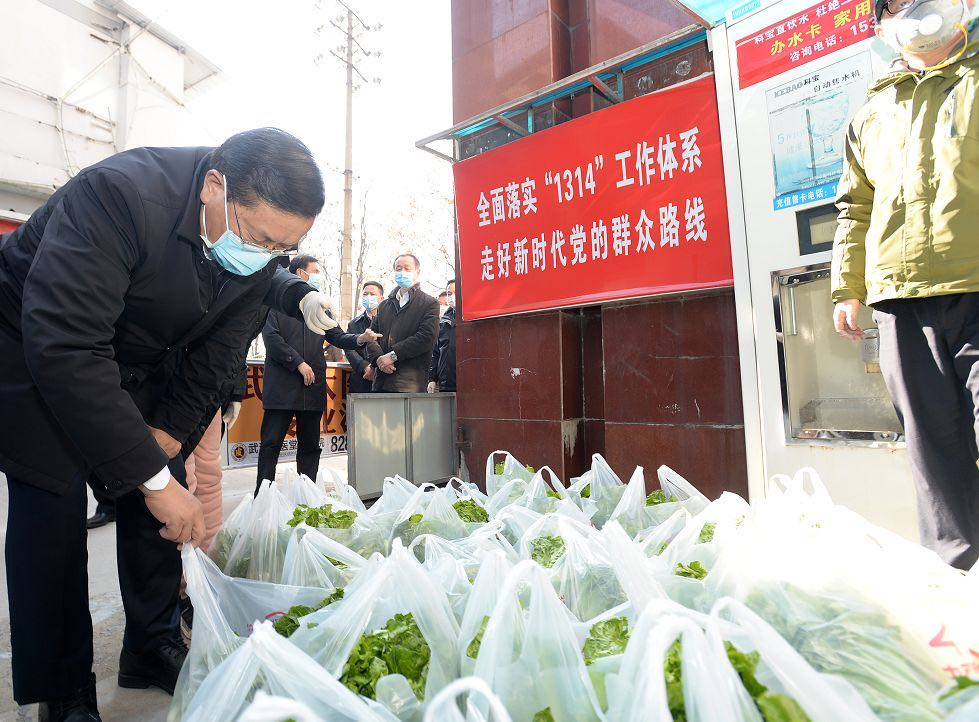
200, 175, 275, 276
361, 295, 379, 310
306, 272, 323, 291
394, 270, 415, 289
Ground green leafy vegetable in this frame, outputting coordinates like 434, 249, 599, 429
674, 561, 708, 580
340, 612, 430, 701
745, 582, 942, 722
326, 556, 349, 570
655, 542, 669, 556
546, 488, 561, 499
698, 522, 717, 544
645, 489, 678, 506
665, 640, 686, 722
453, 499, 490, 523
530, 535, 566, 568
466, 615, 490, 659
494, 462, 505, 475
273, 604, 315, 638
408, 513, 423, 524
724, 642, 767, 697
580, 484, 591, 499
272, 588, 345, 638
583, 616, 630, 665
532, 708, 555, 722
940, 676, 979, 702
755, 694, 812, 722
287, 503, 357, 530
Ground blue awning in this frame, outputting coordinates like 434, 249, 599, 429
674, 0, 769, 27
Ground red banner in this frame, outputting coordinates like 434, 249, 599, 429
735, 0, 875, 89
453, 75, 732, 321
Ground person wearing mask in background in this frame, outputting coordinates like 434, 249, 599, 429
346, 281, 384, 395
437, 290, 448, 317
256, 255, 380, 493
428, 278, 457, 394
0, 127, 340, 720
365, 254, 440, 393
832, 0, 979, 569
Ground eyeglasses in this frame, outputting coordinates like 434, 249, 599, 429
231, 202, 298, 257
883, 0, 915, 16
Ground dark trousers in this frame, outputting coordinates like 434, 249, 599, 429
5, 457, 185, 704
256, 409, 323, 494
874, 293, 979, 570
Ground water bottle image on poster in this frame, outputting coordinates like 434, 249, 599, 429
767, 52, 873, 211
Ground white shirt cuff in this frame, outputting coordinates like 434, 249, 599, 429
141, 466, 171, 491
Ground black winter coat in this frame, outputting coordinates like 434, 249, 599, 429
345, 311, 375, 394
429, 307, 457, 391
366, 285, 440, 393
0, 146, 313, 498
261, 310, 361, 411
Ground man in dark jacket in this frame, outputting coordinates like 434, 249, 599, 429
366, 253, 440, 393
345, 280, 385, 394
256, 255, 378, 491
0, 128, 340, 721
428, 278, 457, 393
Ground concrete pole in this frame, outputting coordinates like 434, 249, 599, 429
340, 7, 355, 324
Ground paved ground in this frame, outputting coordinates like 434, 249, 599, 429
0, 456, 348, 722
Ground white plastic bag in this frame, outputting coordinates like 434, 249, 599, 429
568, 454, 626, 528
708, 598, 880, 722
281, 469, 330, 507
484, 451, 535, 497
237, 691, 325, 722
177, 621, 397, 722
607, 466, 709, 538
392, 485, 480, 546
281, 525, 368, 588
211, 480, 295, 581
172, 547, 337, 720
472, 560, 605, 722
423, 678, 514, 722
604, 614, 743, 722
457, 550, 513, 677
290, 541, 460, 706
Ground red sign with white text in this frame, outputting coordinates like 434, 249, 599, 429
453, 75, 732, 321
735, 0, 875, 89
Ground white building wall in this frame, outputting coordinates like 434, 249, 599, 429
0, 0, 220, 215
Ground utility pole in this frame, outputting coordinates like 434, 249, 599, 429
340, 7, 354, 325
319, 0, 379, 325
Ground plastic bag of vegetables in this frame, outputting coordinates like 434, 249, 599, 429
290, 541, 460, 710
171, 547, 337, 720
176, 621, 398, 722
210, 480, 295, 581
567, 454, 626, 529
484, 450, 536, 497
281, 525, 368, 588
471, 560, 605, 722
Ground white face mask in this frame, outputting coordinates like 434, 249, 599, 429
883, 0, 969, 56
446, 293, 456, 309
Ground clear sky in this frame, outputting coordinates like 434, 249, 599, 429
127, 0, 456, 295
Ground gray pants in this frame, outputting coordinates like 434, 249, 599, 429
874, 293, 979, 570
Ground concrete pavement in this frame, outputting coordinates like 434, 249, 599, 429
0, 456, 348, 722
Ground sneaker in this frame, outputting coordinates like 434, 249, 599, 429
118, 638, 188, 696
38, 674, 100, 722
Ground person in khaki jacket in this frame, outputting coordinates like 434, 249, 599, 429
832, 0, 979, 569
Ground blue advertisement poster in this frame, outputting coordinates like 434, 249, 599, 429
766, 53, 872, 211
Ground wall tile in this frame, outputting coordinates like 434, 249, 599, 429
604, 422, 749, 499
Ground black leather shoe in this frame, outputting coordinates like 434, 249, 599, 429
38, 673, 100, 722
118, 638, 188, 695
179, 595, 194, 645
85, 511, 115, 529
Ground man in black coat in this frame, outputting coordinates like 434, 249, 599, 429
428, 278, 458, 393
256, 255, 378, 491
366, 253, 440, 393
0, 128, 340, 720
345, 280, 385, 394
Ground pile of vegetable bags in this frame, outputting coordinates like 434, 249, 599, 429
169, 453, 979, 722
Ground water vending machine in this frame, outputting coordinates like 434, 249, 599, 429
675, 0, 918, 537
